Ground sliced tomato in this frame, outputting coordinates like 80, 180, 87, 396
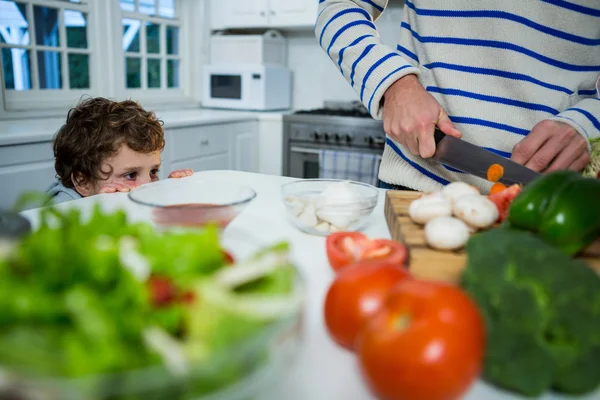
488, 184, 522, 222
148, 276, 177, 307
326, 232, 408, 273
222, 249, 235, 265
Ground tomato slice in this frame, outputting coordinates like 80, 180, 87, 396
148, 276, 177, 307
326, 232, 408, 273
488, 184, 522, 222
222, 249, 235, 265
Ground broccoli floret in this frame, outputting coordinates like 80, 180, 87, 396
462, 228, 600, 397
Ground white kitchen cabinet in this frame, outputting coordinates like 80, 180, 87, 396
171, 153, 229, 172
0, 142, 56, 211
269, 0, 319, 28
229, 121, 258, 173
257, 116, 283, 175
210, 0, 318, 30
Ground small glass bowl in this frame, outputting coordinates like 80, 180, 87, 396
128, 179, 256, 230
281, 179, 379, 236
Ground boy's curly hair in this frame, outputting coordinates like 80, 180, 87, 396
54, 97, 165, 189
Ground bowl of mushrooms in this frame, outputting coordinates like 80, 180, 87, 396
281, 179, 379, 236
408, 182, 499, 251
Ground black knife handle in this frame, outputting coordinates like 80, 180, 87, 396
434, 128, 445, 145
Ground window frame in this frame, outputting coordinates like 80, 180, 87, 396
0, 0, 99, 112
0, 0, 204, 120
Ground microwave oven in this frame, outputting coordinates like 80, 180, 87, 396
202, 64, 292, 111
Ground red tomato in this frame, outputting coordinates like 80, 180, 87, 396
324, 261, 411, 351
148, 276, 177, 307
326, 232, 408, 273
356, 280, 485, 400
222, 249, 235, 265
488, 184, 522, 222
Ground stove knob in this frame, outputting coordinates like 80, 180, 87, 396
323, 133, 330, 141
334, 133, 341, 142
369, 136, 386, 146
344, 134, 353, 143
311, 132, 321, 140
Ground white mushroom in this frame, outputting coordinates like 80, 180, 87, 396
408, 192, 452, 225
286, 197, 305, 217
453, 195, 499, 229
315, 221, 331, 233
316, 181, 366, 229
424, 216, 471, 250
297, 204, 318, 227
441, 182, 480, 204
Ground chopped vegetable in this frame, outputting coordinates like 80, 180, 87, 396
462, 228, 600, 397
441, 182, 480, 204
489, 182, 507, 195
486, 163, 504, 182
508, 170, 600, 255
488, 184, 522, 223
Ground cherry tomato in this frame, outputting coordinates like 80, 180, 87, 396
326, 232, 408, 273
148, 276, 177, 307
488, 184, 522, 222
356, 280, 485, 400
324, 260, 411, 351
222, 249, 235, 265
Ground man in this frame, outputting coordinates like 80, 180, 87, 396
315, 0, 600, 192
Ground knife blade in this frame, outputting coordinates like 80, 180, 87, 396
431, 129, 541, 186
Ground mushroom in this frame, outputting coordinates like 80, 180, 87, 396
441, 182, 480, 204
315, 221, 331, 233
297, 204, 318, 227
424, 216, 471, 250
453, 195, 499, 229
408, 192, 453, 224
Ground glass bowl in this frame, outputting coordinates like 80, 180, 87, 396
0, 228, 305, 400
128, 179, 256, 230
281, 179, 379, 236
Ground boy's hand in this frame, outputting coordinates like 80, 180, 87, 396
98, 182, 137, 194
168, 169, 193, 179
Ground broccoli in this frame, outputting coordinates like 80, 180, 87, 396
461, 228, 600, 397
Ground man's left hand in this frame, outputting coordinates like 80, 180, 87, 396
511, 120, 590, 173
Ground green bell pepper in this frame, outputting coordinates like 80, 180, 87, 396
508, 170, 600, 255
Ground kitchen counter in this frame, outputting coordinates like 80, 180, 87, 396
19, 170, 600, 400
0, 108, 286, 146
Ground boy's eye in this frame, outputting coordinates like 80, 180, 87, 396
150, 169, 159, 176
124, 172, 137, 180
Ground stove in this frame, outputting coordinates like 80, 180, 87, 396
282, 101, 386, 179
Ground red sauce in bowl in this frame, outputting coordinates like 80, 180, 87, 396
152, 203, 236, 228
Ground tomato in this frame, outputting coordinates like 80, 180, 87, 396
326, 232, 408, 273
222, 249, 235, 265
324, 260, 411, 351
356, 280, 485, 400
489, 184, 522, 222
148, 276, 177, 307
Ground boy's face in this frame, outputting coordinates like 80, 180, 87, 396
75, 144, 161, 196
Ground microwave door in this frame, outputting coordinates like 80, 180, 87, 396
210, 74, 242, 100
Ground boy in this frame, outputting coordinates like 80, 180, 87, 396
46, 97, 192, 204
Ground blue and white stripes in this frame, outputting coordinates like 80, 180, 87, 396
316, 0, 600, 192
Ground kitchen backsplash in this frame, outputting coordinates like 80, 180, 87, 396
286, 2, 404, 111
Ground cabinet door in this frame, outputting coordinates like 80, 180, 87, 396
210, 0, 269, 29
0, 142, 56, 210
171, 153, 229, 173
229, 122, 258, 173
268, 0, 318, 27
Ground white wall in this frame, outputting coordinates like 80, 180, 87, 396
286, 1, 404, 111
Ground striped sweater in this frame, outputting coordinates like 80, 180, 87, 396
315, 0, 600, 192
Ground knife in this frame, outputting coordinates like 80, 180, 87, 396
431, 129, 541, 186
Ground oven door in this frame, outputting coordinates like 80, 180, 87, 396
289, 146, 321, 179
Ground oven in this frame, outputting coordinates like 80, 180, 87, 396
283, 101, 386, 180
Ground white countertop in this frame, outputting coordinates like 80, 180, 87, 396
0, 108, 286, 146
19, 171, 600, 400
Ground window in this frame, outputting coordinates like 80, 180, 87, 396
0, 0, 92, 110
119, 0, 181, 91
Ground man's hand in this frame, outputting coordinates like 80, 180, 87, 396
98, 182, 136, 194
511, 120, 590, 173
382, 74, 462, 158
168, 169, 193, 179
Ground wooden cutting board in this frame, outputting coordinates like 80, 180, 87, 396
384, 190, 600, 284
